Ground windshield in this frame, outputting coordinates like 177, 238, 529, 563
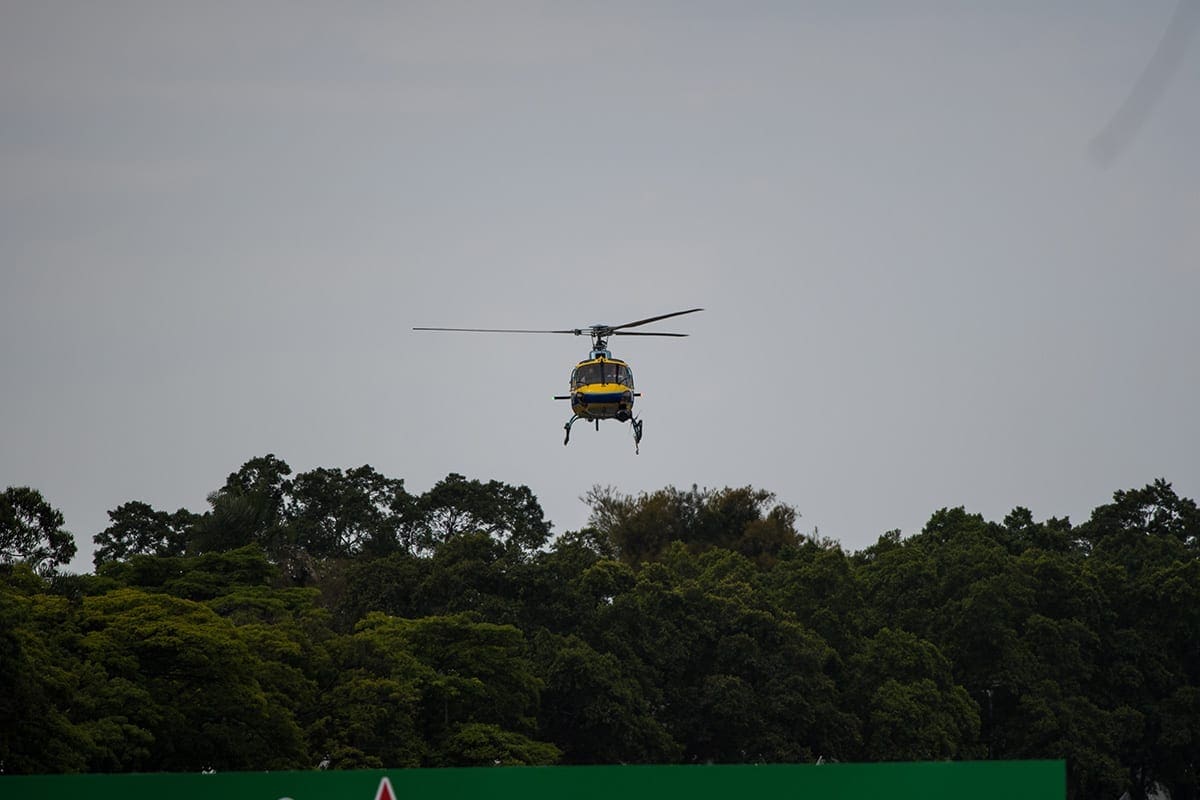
572, 362, 633, 388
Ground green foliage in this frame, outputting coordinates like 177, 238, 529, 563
849, 628, 980, 761
76, 588, 306, 771
197, 455, 293, 552
407, 473, 552, 556
308, 612, 556, 768
532, 631, 681, 763
372, 613, 544, 737
0, 578, 91, 772
311, 631, 430, 768
91, 458, 551, 579
591, 546, 856, 763
286, 465, 408, 560
98, 545, 278, 601
92, 502, 196, 568
435, 722, 560, 766
2, 466, 1197, 799
768, 542, 866, 656
335, 549, 426, 626
584, 484, 804, 566
1, 486, 76, 573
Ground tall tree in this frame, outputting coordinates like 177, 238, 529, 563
1077, 480, 1200, 799
406, 474, 551, 556
92, 501, 196, 568
0, 487, 76, 573
286, 465, 407, 559
189, 455, 294, 556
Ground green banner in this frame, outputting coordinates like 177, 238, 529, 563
1, 761, 1064, 800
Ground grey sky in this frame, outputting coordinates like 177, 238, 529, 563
2, 2, 1197, 573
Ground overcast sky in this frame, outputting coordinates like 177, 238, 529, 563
3, 2, 1197, 573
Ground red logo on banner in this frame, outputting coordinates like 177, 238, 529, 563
375, 776, 396, 800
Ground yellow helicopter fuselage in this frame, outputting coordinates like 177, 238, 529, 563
562, 355, 638, 422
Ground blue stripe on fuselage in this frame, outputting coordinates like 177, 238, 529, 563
578, 392, 627, 404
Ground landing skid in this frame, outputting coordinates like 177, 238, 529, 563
563, 415, 643, 454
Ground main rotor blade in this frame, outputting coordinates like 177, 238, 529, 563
611, 331, 689, 337
412, 327, 578, 334
610, 307, 704, 332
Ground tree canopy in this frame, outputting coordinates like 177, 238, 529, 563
2, 459, 1197, 800
1, 487, 76, 573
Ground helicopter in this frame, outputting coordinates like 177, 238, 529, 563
413, 308, 703, 453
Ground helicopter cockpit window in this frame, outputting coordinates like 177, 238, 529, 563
574, 362, 637, 386
573, 363, 602, 387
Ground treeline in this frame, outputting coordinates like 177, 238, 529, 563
1, 457, 1198, 800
